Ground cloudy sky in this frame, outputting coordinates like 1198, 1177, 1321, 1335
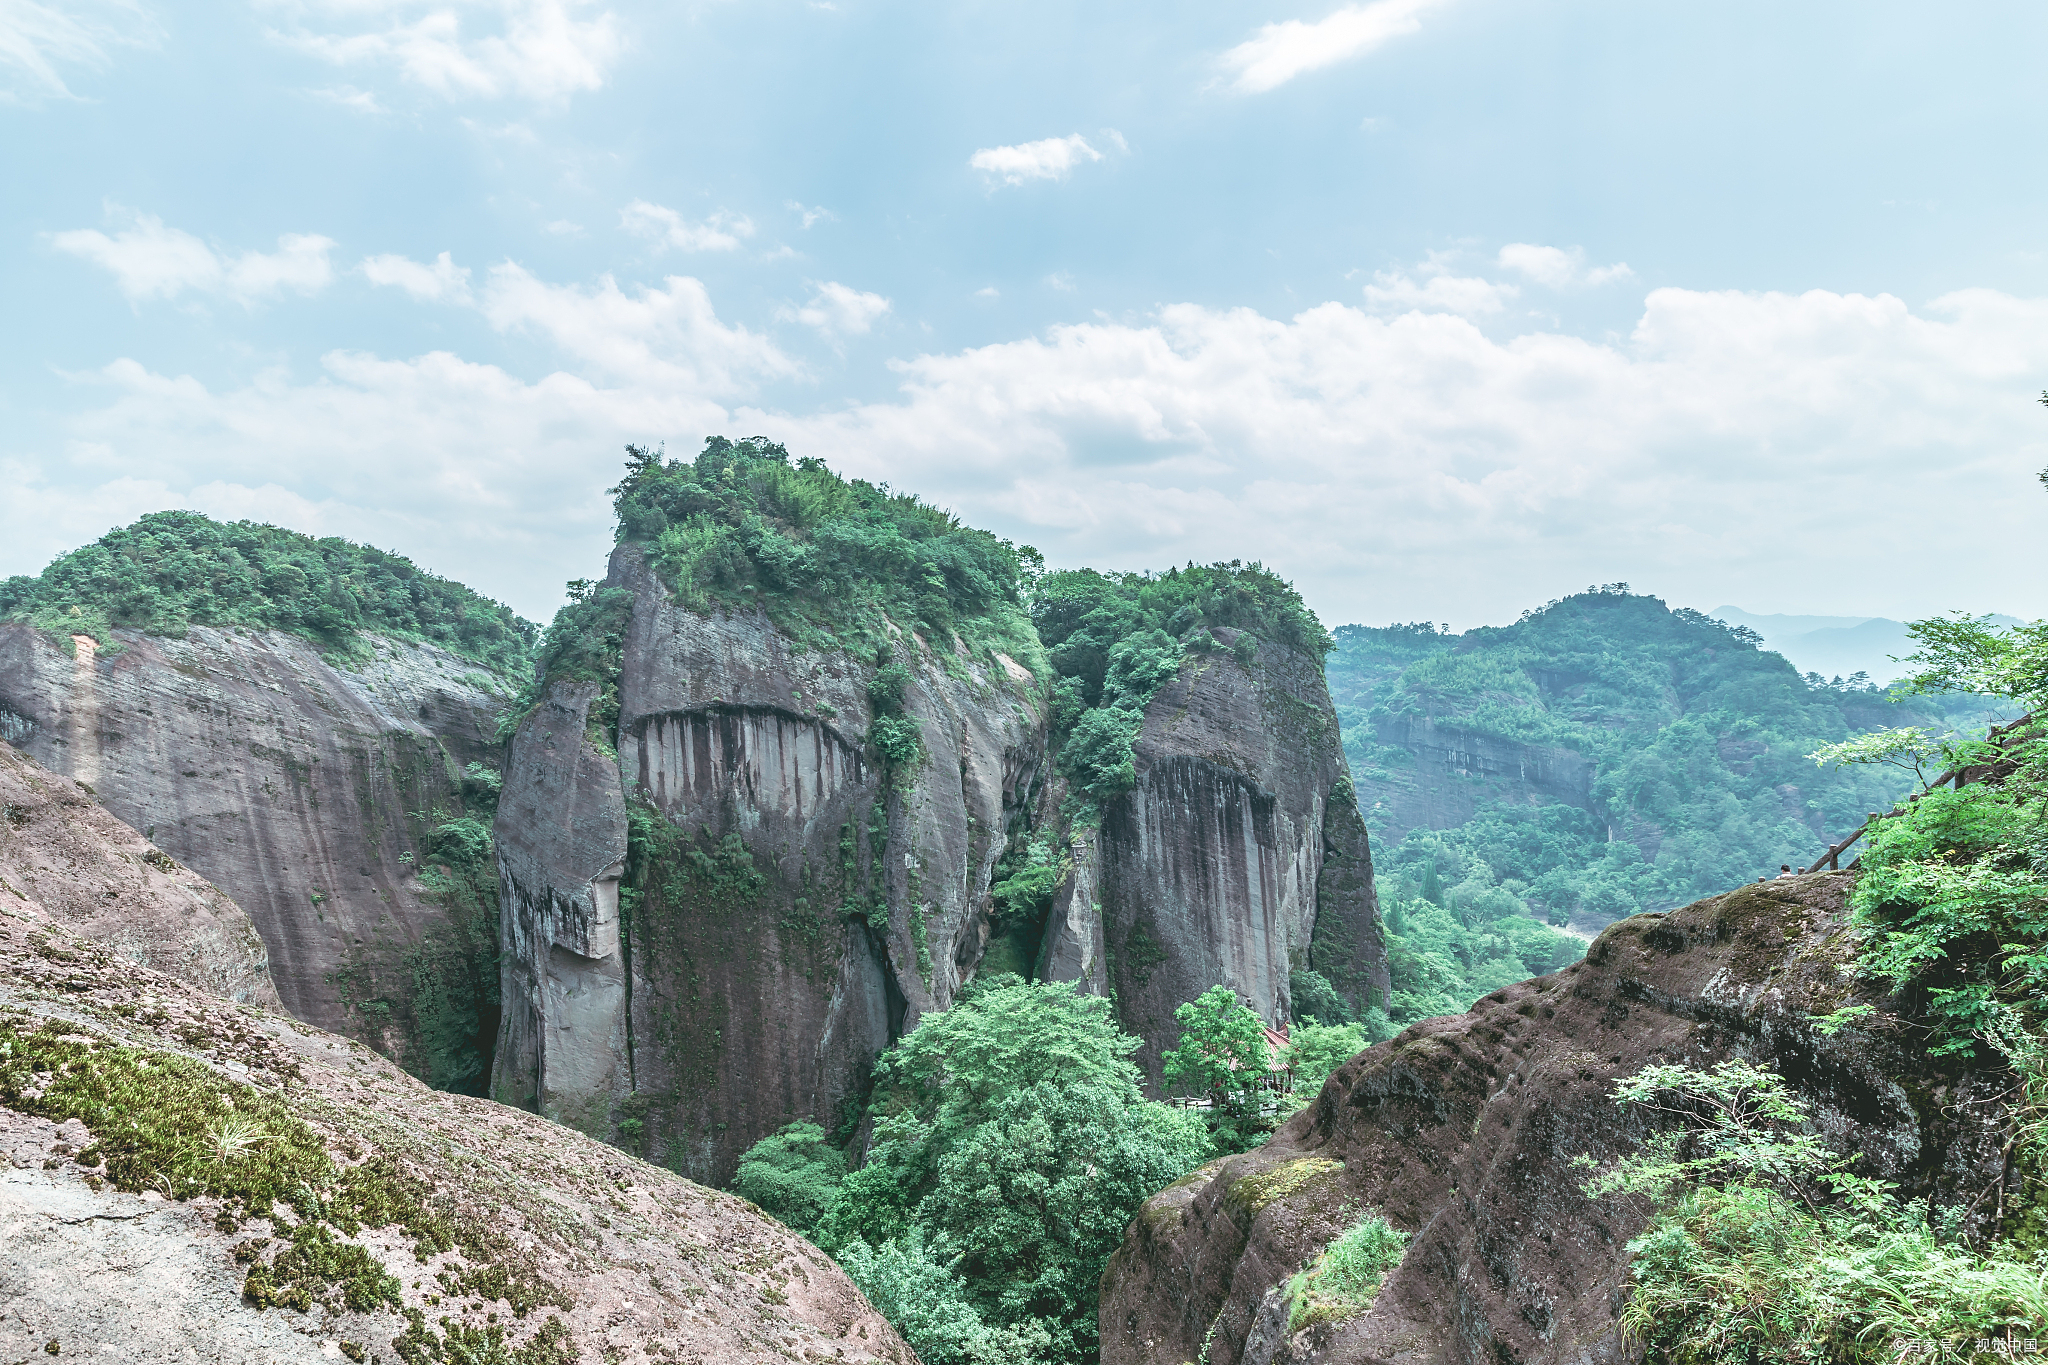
5, 0, 2046, 630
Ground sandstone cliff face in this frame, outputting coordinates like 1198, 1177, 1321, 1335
0, 845, 913, 1364
1098, 874, 2004, 1365
1356, 716, 1594, 848
1042, 630, 1390, 1078
0, 623, 510, 1089
1, 738, 277, 1007
493, 546, 1046, 1182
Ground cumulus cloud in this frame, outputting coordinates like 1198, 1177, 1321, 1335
970, 133, 1109, 187
1497, 243, 1635, 289
10, 271, 2048, 632
478, 264, 796, 392
362, 250, 471, 302
273, 0, 621, 102
50, 209, 336, 303
307, 83, 383, 113
784, 281, 891, 338
0, 0, 157, 104
620, 200, 754, 252
786, 201, 836, 230
1219, 0, 1447, 95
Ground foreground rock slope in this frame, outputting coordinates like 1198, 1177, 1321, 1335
0, 774, 913, 1365
1, 738, 277, 1008
1099, 873, 2004, 1365
0, 622, 512, 1089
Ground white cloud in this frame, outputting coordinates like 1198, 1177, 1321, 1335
1045, 272, 1076, 292
362, 250, 472, 302
620, 200, 754, 252
785, 281, 891, 337
786, 201, 836, 230
307, 84, 383, 113
273, 0, 621, 102
974, 286, 1000, 300
50, 209, 336, 303
0, 0, 157, 104
12, 271, 2048, 635
1362, 268, 1515, 316
1219, 0, 1447, 95
970, 133, 1106, 187
1497, 242, 1635, 289
479, 265, 796, 392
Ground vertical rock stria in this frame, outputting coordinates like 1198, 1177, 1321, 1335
0, 623, 509, 1086
494, 547, 1048, 1182
1042, 628, 1390, 1078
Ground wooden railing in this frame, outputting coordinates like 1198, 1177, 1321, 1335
1800, 713, 2036, 875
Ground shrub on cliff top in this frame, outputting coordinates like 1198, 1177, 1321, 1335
607, 438, 1043, 670
0, 510, 534, 675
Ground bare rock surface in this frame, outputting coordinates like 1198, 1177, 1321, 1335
0, 861, 914, 1364
1099, 874, 2005, 1365
0, 622, 509, 1084
1048, 629, 1389, 1078
0, 737, 277, 1007
494, 545, 1046, 1183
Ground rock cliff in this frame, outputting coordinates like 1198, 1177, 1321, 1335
493, 545, 1047, 1182
0, 805, 913, 1365
1098, 873, 2004, 1365
1, 737, 277, 1007
1042, 629, 1389, 1079
0, 622, 511, 1090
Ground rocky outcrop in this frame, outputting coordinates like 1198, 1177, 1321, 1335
0, 844, 913, 1364
0, 623, 510, 1089
0, 738, 277, 1007
1355, 716, 1594, 848
1043, 630, 1390, 1078
1098, 873, 2005, 1365
492, 546, 1047, 1182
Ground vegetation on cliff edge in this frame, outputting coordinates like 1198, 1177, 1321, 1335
0, 510, 535, 675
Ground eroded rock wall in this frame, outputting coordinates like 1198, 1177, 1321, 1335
0, 623, 508, 1085
496, 546, 1047, 1182
1098, 874, 2006, 1365
1047, 629, 1388, 1079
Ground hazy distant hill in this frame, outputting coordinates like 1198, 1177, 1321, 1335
1712, 605, 2025, 683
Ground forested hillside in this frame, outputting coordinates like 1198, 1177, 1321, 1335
1330, 585, 2001, 1023
0, 510, 535, 676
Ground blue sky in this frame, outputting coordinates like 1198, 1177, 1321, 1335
5, 0, 2047, 630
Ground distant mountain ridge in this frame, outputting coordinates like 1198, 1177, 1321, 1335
1711, 604, 2024, 684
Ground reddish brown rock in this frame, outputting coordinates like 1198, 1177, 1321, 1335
1099, 875, 2004, 1365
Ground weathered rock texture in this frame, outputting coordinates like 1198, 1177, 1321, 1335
1043, 630, 1390, 1080
0, 622, 510, 1087
1356, 716, 1594, 849
0, 737, 277, 1007
493, 546, 1047, 1183
1099, 874, 2005, 1365
0, 847, 914, 1364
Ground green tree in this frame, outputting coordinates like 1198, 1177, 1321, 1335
812, 975, 1207, 1365
732, 1121, 845, 1237
1283, 1022, 1370, 1095
1162, 985, 1271, 1119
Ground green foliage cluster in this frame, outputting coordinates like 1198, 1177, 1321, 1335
504, 576, 634, 745
1583, 1060, 2048, 1361
1333, 590, 1958, 926
1282, 1023, 1374, 1096
1373, 840, 1588, 1024
609, 438, 1042, 664
1328, 589, 2005, 1023
1283, 1211, 1407, 1333
1161, 984, 1272, 1121
732, 976, 1209, 1365
732, 1121, 845, 1234
1032, 561, 1328, 810
403, 764, 506, 1095
0, 511, 534, 674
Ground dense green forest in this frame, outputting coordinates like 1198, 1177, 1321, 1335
1330, 586, 2003, 1025
0, 510, 535, 676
